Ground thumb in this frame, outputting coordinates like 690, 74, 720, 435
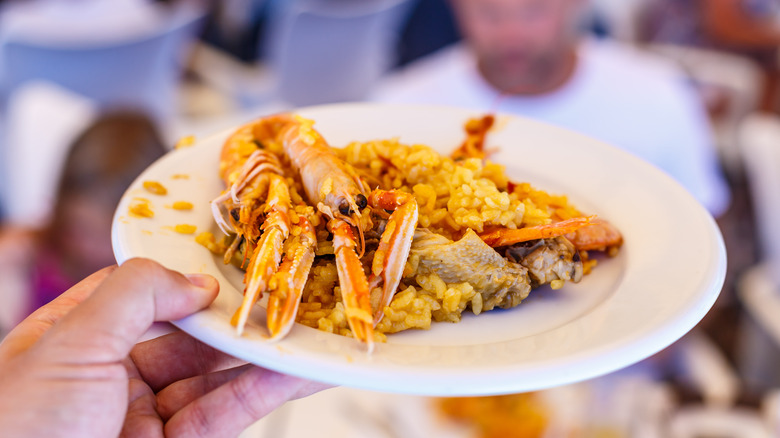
33, 258, 218, 365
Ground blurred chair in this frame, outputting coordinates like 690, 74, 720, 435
262, 0, 414, 107
669, 406, 773, 438
675, 331, 740, 408
739, 114, 780, 267
0, 3, 205, 122
763, 389, 780, 436
645, 44, 763, 176
736, 114, 780, 389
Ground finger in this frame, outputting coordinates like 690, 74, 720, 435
165, 367, 331, 438
33, 258, 219, 366
121, 359, 164, 438
122, 379, 164, 438
0, 266, 115, 362
131, 331, 245, 392
156, 364, 253, 421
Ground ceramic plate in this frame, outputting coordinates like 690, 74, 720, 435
112, 103, 726, 396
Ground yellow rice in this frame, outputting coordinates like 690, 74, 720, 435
293, 139, 587, 340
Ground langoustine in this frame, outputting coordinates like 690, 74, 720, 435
211, 114, 419, 351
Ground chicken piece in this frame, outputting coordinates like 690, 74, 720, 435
411, 229, 531, 311
504, 237, 583, 288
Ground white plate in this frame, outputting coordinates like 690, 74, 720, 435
112, 103, 726, 396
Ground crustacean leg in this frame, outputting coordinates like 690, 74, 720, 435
367, 190, 418, 323
266, 216, 317, 339
479, 216, 596, 247
231, 174, 290, 336
330, 219, 374, 348
479, 215, 623, 254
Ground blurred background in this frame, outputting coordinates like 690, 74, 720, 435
1, 0, 780, 436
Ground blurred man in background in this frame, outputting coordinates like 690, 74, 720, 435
373, 0, 730, 217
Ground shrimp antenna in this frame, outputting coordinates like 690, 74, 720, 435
356, 216, 366, 258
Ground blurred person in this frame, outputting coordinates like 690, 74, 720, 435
372, 0, 730, 217
0, 258, 327, 436
373, 0, 744, 408
0, 224, 37, 335
0, 112, 166, 332
640, 0, 780, 111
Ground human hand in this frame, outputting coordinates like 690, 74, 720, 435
0, 258, 327, 437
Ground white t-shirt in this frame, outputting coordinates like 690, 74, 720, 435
372, 40, 730, 216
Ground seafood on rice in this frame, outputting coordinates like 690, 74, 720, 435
202, 112, 623, 347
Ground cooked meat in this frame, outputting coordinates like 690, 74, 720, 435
411, 229, 531, 310
505, 237, 583, 287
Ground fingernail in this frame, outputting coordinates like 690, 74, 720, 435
185, 273, 218, 290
